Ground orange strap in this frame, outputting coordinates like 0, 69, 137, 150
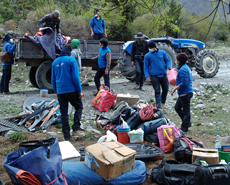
16, 170, 41, 185
46, 170, 68, 185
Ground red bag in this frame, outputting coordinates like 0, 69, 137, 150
167, 68, 178, 86
92, 86, 117, 112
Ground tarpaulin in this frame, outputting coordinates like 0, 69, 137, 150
63, 160, 148, 185
27, 27, 67, 60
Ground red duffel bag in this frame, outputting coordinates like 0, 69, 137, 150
167, 68, 178, 86
92, 86, 117, 112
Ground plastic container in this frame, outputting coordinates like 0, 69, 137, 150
40, 89, 48, 97
219, 150, 230, 163
219, 159, 227, 164
128, 128, 144, 143
117, 125, 130, 144
215, 140, 221, 151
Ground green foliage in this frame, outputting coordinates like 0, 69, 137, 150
164, 0, 183, 37
10, 131, 27, 143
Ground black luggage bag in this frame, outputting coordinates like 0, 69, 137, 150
194, 164, 230, 185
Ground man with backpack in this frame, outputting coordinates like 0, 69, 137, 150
131, 32, 149, 90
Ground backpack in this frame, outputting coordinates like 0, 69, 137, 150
174, 133, 205, 163
110, 107, 132, 125
151, 158, 203, 185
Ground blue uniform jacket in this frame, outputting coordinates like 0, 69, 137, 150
176, 63, 193, 95
144, 50, 172, 78
52, 56, 82, 94
3, 41, 16, 65
90, 17, 106, 34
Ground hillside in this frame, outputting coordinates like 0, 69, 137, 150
181, 0, 229, 21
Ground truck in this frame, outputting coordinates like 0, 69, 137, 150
15, 38, 124, 90
122, 36, 219, 80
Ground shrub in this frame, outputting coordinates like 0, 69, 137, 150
4, 20, 17, 31
10, 131, 27, 143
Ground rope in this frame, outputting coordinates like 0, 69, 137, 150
139, 103, 155, 121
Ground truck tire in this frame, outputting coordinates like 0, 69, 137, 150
35, 60, 53, 90
29, 66, 39, 88
195, 49, 219, 78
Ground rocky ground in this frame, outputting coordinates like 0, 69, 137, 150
0, 46, 230, 184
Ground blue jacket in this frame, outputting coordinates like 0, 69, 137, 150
176, 63, 193, 95
52, 56, 82, 94
144, 50, 172, 78
3, 41, 16, 65
90, 17, 106, 34
98, 46, 111, 68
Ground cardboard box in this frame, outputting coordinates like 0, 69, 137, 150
192, 148, 219, 164
116, 94, 139, 106
84, 141, 136, 181
218, 136, 230, 147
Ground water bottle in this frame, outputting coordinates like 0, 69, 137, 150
215, 140, 221, 151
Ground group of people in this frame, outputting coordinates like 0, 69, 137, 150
131, 32, 193, 133
0, 9, 193, 140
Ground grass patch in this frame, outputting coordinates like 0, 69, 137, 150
3, 145, 15, 155
10, 131, 27, 143
204, 94, 211, 98
86, 78, 93, 83
148, 98, 155, 104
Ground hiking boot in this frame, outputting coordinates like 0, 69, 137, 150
134, 84, 139, 89
72, 130, 85, 137
139, 86, 144, 91
180, 128, 188, 133
162, 103, 167, 109
158, 108, 163, 111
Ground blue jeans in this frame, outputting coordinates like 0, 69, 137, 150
93, 33, 104, 40
150, 74, 169, 108
94, 67, 110, 91
175, 92, 193, 131
0, 65, 12, 92
57, 91, 83, 140
135, 59, 144, 87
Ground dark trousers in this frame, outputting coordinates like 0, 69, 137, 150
94, 67, 110, 91
93, 33, 104, 40
0, 65, 12, 92
57, 91, 83, 140
135, 59, 144, 87
175, 93, 193, 131
150, 74, 169, 108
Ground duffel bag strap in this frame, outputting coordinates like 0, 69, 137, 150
19, 139, 55, 149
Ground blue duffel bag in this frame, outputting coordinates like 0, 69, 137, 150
4, 137, 67, 185
63, 160, 149, 185
144, 118, 167, 134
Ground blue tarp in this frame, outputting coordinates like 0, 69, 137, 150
62, 160, 149, 185
28, 27, 67, 60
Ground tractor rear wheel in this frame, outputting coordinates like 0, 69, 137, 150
195, 49, 219, 78
29, 66, 39, 88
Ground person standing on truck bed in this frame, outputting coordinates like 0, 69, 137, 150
144, 41, 172, 110
38, 10, 61, 34
0, 34, 17, 95
91, 38, 111, 94
131, 32, 149, 90
90, 9, 107, 40
52, 45, 85, 141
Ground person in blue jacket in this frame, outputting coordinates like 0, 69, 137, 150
90, 9, 107, 40
171, 53, 193, 132
92, 38, 111, 93
144, 41, 172, 109
0, 34, 16, 94
52, 44, 85, 140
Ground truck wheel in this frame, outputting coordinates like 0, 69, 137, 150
156, 42, 177, 67
35, 60, 53, 90
29, 66, 39, 88
195, 49, 219, 78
